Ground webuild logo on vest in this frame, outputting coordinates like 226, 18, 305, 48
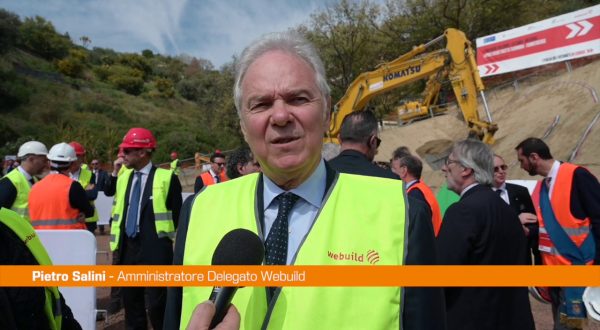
327, 249, 380, 264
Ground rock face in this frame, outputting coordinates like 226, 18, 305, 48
377, 59, 600, 190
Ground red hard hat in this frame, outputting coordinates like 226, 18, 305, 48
69, 141, 86, 156
119, 128, 156, 149
170, 151, 178, 159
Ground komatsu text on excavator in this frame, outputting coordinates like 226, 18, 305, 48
324, 28, 498, 144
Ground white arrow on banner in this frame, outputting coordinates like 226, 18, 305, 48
566, 20, 594, 39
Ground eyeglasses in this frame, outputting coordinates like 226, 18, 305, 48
215, 162, 226, 167
494, 164, 508, 172
90, 162, 99, 165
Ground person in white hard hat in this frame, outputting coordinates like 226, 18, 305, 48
0, 141, 48, 221
28, 143, 93, 230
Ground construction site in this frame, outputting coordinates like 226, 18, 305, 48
376, 56, 600, 189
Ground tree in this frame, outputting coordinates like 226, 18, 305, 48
57, 48, 88, 78
79, 35, 91, 48
0, 9, 21, 53
18, 16, 72, 59
301, 0, 384, 102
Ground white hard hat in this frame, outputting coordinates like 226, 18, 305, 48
583, 287, 600, 324
17, 141, 48, 158
47, 143, 77, 164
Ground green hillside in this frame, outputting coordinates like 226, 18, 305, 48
0, 0, 591, 163
0, 11, 243, 163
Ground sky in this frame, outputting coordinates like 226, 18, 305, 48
0, 0, 335, 68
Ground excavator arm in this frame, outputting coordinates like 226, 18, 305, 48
325, 28, 497, 144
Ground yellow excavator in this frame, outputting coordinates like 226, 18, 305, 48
397, 70, 447, 124
324, 28, 497, 144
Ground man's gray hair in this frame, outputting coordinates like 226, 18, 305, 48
233, 30, 330, 117
452, 139, 494, 185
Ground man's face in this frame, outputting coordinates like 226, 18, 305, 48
90, 159, 100, 171
493, 156, 507, 187
29, 155, 48, 176
442, 153, 465, 194
239, 50, 329, 183
390, 158, 406, 179
516, 148, 537, 176
122, 148, 144, 170
211, 157, 226, 174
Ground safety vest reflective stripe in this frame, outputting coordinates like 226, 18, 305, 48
0, 208, 62, 330
4, 169, 31, 221
30, 218, 80, 226
181, 173, 406, 330
29, 174, 84, 230
155, 212, 173, 221
110, 167, 175, 251
539, 226, 590, 237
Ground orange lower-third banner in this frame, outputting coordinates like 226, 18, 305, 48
1, 265, 600, 287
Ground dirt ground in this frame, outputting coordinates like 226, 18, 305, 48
377, 59, 600, 190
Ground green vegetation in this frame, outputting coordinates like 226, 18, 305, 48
0, 0, 592, 162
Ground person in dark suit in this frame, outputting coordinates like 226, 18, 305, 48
104, 128, 182, 330
492, 154, 540, 265
438, 139, 534, 330
328, 110, 446, 330
89, 159, 108, 192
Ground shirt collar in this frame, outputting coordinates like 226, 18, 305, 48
137, 161, 153, 175
405, 180, 418, 189
209, 168, 219, 177
547, 160, 560, 183
460, 183, 479, 197
17, 166, 32, 181
494, 182, 506, 191
263, 159, 326, 211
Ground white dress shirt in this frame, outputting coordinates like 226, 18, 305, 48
263, 159, 326, 265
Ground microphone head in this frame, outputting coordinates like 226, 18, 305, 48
211, 228, 264, 266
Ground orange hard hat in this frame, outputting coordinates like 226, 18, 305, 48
119, 128, 156, 149
170, 151, 178, 159
69, 141, 86, 156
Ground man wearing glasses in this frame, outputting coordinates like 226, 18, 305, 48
194, 151, 228, 193
492, 154, 539, 265
438, 139, 534, 330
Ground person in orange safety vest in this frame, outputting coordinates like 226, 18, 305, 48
193, 151, 228, 193
392, 154, 442, 236
29, 143, 93, 230
516, 137, 600, 329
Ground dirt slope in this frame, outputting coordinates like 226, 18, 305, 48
377, 60, 600, 190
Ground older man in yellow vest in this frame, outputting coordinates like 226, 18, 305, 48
164, 31, 439, 330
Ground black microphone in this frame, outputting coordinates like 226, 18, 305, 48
209, 228, 264, 328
